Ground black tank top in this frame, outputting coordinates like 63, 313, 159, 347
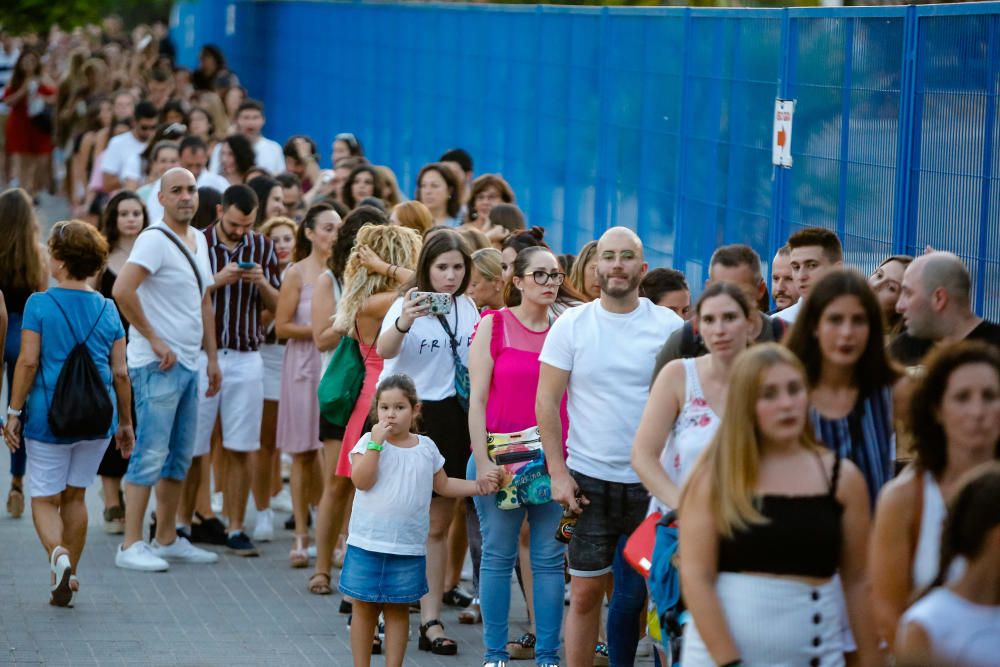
718, 455, 843, 579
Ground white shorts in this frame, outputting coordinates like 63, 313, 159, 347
260, 343, 285, 402
193, 350, 264, 456
25, 437, 108, 498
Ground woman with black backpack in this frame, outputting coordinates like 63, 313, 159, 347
3, 220, 135, 608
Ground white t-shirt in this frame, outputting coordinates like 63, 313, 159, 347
125, 223, 215, 371
378, 294, 479, 401
775, 297, 802, 323
539, 298, 684, 484
101, 131, 147, 182
347, 433, 445, 555
208, 135, 286, 175
899, 588, 1000, 667
145, 170, 231, 224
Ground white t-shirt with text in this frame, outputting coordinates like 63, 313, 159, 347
125, 223, 215, 371
346, 433, 446, 556
539, 298, 684, 484
378, 295, 479, 402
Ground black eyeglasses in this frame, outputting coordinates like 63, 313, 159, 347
526, 270, 565, 286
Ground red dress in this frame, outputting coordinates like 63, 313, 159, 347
4, 82, 56, 155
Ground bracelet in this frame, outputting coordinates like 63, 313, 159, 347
388, 264, 397, 281
6, 406, 22, 417
394, 317, 410, 334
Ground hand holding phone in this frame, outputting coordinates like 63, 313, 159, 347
238, 261, 257, 270
409, 291, 453, 315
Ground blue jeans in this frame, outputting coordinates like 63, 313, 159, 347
6, 312, 25, 478
124, 362, 199, 486
608, 535, 648, 667
469, 455, 566, 665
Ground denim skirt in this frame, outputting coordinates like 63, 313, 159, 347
338, 545, 428, 604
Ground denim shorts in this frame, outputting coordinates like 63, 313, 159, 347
568, 469, 650, 577
124, 362, 199, 487
338, 545, 428, 604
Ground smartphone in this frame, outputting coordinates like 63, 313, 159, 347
238, 261, 256, 270
410, 291, 452, 315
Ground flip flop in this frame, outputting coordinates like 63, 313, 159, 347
49, 547, 73, 608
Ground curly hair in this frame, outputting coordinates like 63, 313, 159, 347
910, 341, 1000, 476
49, 220, 110, 280
334, 225, 422, 333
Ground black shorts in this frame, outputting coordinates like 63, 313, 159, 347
420, 396, 471, 480
319, 416, 346, 442
567, 469, 650, 576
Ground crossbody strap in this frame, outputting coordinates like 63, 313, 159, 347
144, 226, 204, 294
437, 308, 463, 366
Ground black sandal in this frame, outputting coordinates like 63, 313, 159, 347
418, 619, 458, 655
441, 585, 473, 608
507, 632, 536, 660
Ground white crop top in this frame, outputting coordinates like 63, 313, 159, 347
900, 588, 1000, 667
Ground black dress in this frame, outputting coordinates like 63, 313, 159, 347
96, 268, 131, 478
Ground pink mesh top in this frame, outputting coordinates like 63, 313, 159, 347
480, 309, 568, 447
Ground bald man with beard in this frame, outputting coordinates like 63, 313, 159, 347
112, 167, 222, 572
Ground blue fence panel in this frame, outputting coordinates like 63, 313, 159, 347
171, 0, 1000, 313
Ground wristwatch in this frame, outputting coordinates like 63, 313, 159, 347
366, 441, 384, 452
6, 406, 22, 417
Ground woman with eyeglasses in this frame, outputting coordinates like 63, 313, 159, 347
467, 246, 578, 667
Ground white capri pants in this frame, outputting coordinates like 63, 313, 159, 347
25, 437, 108, 498
193, 350, 264, 457
682, 573, 846, 667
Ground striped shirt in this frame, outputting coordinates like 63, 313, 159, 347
204, 224, 281, 352
811, 385, 895, 508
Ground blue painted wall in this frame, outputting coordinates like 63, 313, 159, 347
171, 0, 1000, 317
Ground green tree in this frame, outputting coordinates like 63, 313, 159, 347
1, 0, 172, 35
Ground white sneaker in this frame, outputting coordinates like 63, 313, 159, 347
253, 508, 274, 542
116, 541, 169, 572
210, 491, 224, 514
151, 535, 219, 564
271, 487, 293, 513
307, 544, 317, 558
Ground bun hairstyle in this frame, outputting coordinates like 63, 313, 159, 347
504, 245, 585, 309
932, 461, 1000, 588
502, 226, 548, 255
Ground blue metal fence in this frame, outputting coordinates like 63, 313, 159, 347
171, 0, 1000, 317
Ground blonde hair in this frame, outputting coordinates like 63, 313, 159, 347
195, 91, 230, 141
334, 225, 422, 331
471, 247, 502, 282
392, 201, 434, 236
458, 226, 490, 252
260, 216, 297, 239
569, 240, 598, 301
681, 344, 823, 538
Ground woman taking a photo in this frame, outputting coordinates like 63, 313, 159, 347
1, 188, 49, 519
632, 283, 758, 512
3, 220, 134, 607
870, 341, 1000, 647
784, 269, 899, 506
376, 229, 479, 655
468, 245, 574, 667
275, 203, 342, 567
679, 344, 879, 666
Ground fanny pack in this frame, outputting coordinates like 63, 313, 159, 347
486, 426, 551, 510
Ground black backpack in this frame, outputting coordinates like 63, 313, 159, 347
44, 294, 115, 439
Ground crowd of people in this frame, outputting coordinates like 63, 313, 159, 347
2, 20, 1000, 667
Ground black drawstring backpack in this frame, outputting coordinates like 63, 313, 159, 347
43, 295, 114, 439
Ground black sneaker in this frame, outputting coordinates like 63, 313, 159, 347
225, 531, 259, 557
191, 514, 228, 546
149, 511, 188, 542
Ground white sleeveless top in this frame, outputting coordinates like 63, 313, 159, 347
900, 588, 1000, 667
912, 471, 947, 590
651, 358, 721, 514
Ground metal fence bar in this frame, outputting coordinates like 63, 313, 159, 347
974, 14, 999, 315
836, 18, 855, 245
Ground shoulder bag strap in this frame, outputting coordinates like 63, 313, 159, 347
144, 226, 204, 294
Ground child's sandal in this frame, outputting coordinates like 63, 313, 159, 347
307, 572, 332, 595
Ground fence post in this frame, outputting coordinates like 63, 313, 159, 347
768, 9, 793, 257
975, 14, 999, 315
892, 5, 919, 256
836, 18, 855, 245
592, 6, 613, 240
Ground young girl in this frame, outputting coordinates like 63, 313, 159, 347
342, 374, 501, 667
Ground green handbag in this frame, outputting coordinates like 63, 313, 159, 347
317, 326, 370, 428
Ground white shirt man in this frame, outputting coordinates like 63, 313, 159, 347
208, 100, 285, 175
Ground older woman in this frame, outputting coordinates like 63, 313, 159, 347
3, 220, 134, 608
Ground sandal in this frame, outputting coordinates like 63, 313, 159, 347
307, 572, 332, 595
418, 619, 458, 655
594, 642, 610, 667
442, 585, 473, 608
6, 485, 24, 519
507, 632, 536, 660
49, 546, 73, 608
289, 535, 310, 568
458, 601, 482, 624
